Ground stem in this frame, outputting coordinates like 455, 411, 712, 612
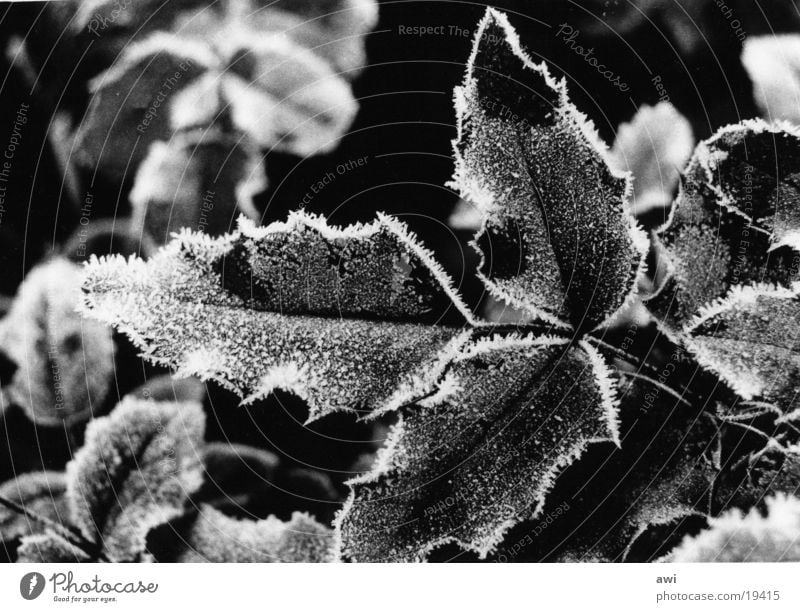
472, 323, 703, 406
722, 420, 779, 445
618, 371, 692, 407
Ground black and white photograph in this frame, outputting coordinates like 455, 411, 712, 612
0, 0, 799, 607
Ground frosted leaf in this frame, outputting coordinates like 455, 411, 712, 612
615, 463, 713, 561
75, 34, 215, 174
0, 472, 69, 543
685, 285, 800, 406
66, 397, 205, 561
650, 120, 800, 331
336, 336, 620, 561
516, 373, 719, 563
668, 494, 800, 562
609, 401, 717, 562
742, 35, 800, 125
75, 3, 362, 175
172, 505, 333, 562
609, 103, 694, 216
130, 131, 264, 244
450, 9, 647, 330
82, 212, 474, 422
0, 258, 115, 426
16, 532, 90, 563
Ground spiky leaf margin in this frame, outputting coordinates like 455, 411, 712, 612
449, 9, 647, 331
336, 335, 621, 561
685, 284, 800, 407
649, 120, 800, 333
82, 212, 475, 422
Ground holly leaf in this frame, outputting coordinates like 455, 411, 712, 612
685, 285, 800, 406
609, 103, 694, 217
66, 397, 205, 561
742, 35, 800, 125
82, 212, 474, 422
449, 9, 647, 330
667, 494, 800, 562
649, 120, 800, 332
0, 258, 115, 426
130, 130, 265, 243
480, 369, 720, 563
169, 504, 334, 562
336, 335, 620, 561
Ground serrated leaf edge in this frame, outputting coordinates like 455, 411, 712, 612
683, 282, 800, 399
450, 9, 648, 332
333, 333, 622, 561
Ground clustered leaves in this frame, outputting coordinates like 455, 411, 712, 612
3, 6, 800, 564
73, 0, 377, 243
649, 120, 800, 332
80, 10, 657, 562
1, 394, 334, 563
337, 336, 620, 561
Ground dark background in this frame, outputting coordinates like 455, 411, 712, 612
1, 0, 799, 561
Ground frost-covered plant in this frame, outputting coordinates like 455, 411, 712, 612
66, 8, 800, 563
73, 0, 377, 242
0, 393, 333, 562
